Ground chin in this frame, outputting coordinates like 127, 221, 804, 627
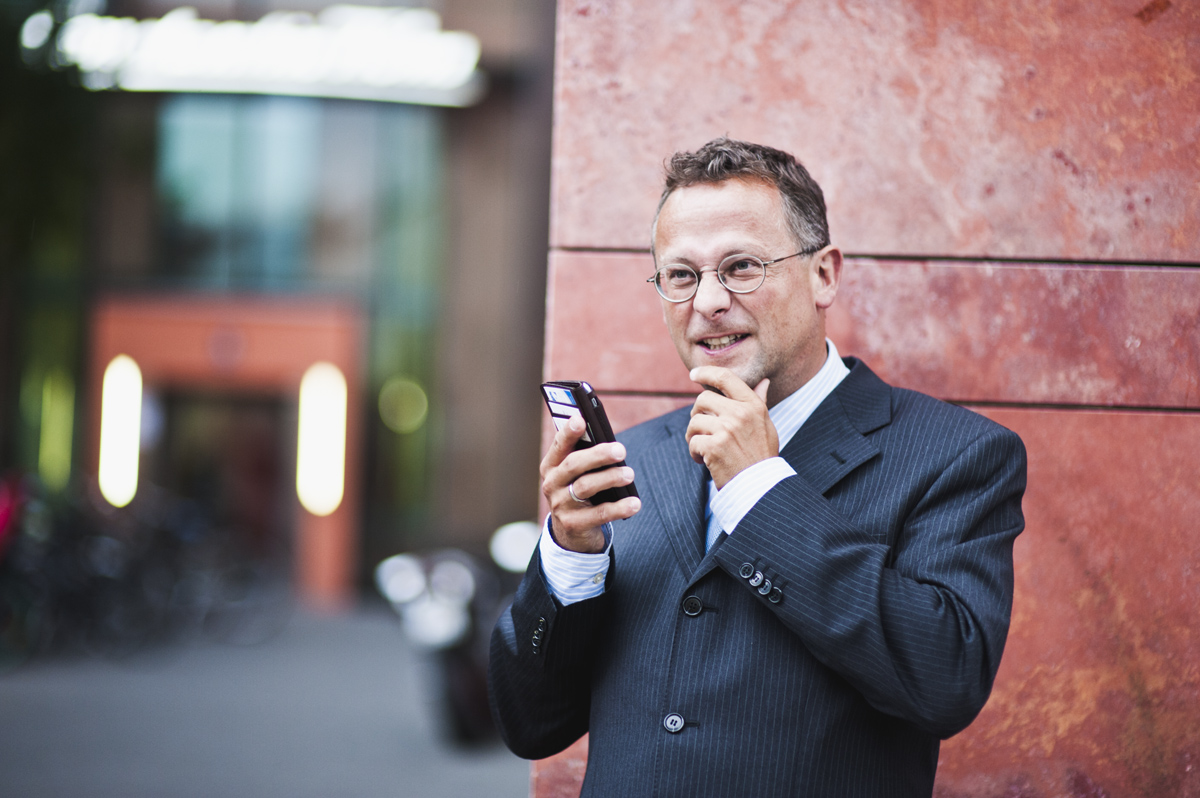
695, 355, 763, 389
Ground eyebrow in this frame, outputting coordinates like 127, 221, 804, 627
660, 248, 766, 265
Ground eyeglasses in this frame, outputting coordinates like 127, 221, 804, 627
647, 248, 821, 303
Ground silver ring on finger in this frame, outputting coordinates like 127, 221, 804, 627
567, 481, 589, 506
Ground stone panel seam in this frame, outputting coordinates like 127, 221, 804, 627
550, 246, 1200, 270
596, 392, 1200, 415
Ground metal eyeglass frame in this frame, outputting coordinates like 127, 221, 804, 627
647, 247, 823, 303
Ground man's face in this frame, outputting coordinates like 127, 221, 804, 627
653, 177, 840, 406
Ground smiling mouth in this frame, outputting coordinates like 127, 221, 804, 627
699, 334, 747, 350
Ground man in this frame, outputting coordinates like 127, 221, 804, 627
489, 138, 1027, 797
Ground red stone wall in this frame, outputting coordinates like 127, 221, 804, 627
533, 1, 1200, 795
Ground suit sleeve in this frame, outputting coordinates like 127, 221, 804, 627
488, 548, 609, 759
714, 422, 1027, 738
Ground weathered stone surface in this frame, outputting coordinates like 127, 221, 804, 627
531, 736, 588, 798
939, 407, 1200, 798
545, 250, 1200, 408
534, 2, 1200, 795
552, 0, 1200, 261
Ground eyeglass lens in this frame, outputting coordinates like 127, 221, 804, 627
653, 255, 766, 300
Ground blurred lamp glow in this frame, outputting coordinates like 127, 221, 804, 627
98, 355, 142, 507
52, 5, 485, 106
375, 553, 425, 605
429, 559, 475, 604
20, 10, 54, 50
296, 362, 347, 516
401, 594, 469, 648
489, 521, 541, 573
38, 369, 75, 492
378, 377, 428, 434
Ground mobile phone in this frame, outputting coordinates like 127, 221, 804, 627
541, 380, 638, 505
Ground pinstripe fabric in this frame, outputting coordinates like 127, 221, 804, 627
545, 339, 849, 596
489, 358, 1026, 797
705, 338, 850, 550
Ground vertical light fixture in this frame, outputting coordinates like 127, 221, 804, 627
38, 368, 75, 492
296, 362, 347, 516
97, 354, 142, 507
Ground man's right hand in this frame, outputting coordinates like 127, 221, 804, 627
541, 415, 641, 553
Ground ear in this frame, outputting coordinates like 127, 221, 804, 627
811, 246, 842, 310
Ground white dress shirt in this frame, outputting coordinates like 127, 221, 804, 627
540, 339, 850, 604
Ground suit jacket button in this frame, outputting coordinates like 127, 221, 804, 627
749, 571, 764, 587
757, 578, 772, 596
682, 596, 703, 616
739, 563, 754, 579
768, 587, 783, 604
663, 713, 685, 733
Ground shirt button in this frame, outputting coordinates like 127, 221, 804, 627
681, 596, 703, 617
663, 713, 685, 733
757, 578, 772, 596
749, 571, 764, 587
591, 573, 604, 584
739, 563, 755, 579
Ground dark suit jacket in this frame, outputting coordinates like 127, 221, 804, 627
490, 358, 1027, 797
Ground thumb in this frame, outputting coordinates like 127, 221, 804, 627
753, 378, 770, 404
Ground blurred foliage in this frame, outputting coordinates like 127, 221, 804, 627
0, 0, 97, 277
0, 0, 95, 468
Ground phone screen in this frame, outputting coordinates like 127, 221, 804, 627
542, 384, 592, 442
540, 380, 637, 504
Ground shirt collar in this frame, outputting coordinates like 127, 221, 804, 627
768, 338, 850, 451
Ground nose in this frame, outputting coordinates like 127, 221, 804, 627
690, 270, 731, 317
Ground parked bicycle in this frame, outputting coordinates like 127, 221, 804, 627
0, 472, 291, 671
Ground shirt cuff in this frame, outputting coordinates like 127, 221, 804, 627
537, 516, 612, 605
710, 456, 797, 535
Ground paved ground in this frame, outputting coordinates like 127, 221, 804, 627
0, 603, 530, 798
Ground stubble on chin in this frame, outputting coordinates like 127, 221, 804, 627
698, 350, 767, 393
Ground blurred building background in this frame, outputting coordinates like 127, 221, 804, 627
5, 1, 1198, 797
1, 0, 556, 609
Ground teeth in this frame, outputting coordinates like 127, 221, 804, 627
702, 334, 744, 349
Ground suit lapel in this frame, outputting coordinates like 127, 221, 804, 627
686, 363, 892, 585
781, 358, 891, 493
637, 359, 892, 583
780, 400, 878, 493
637, 413, 708, 578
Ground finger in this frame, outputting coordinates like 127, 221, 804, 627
569, 465, 635, 503
542, 414, 588, 473
689, 366, 758, 403
589, 495, 641, 523
560, 441, 628, 483
690, 391, 718, 417
554, 495, 642, 534
753, 378, 770, 404
690, 384, 746, 418
686, 429, 710, 466
684, 412, 721, 443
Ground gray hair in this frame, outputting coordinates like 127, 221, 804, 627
652, 137, 831, 255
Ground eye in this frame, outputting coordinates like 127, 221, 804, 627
663, 266, 697, 285
721, 257, 763, 280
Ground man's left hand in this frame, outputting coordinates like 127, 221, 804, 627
685, 367, 779, 489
